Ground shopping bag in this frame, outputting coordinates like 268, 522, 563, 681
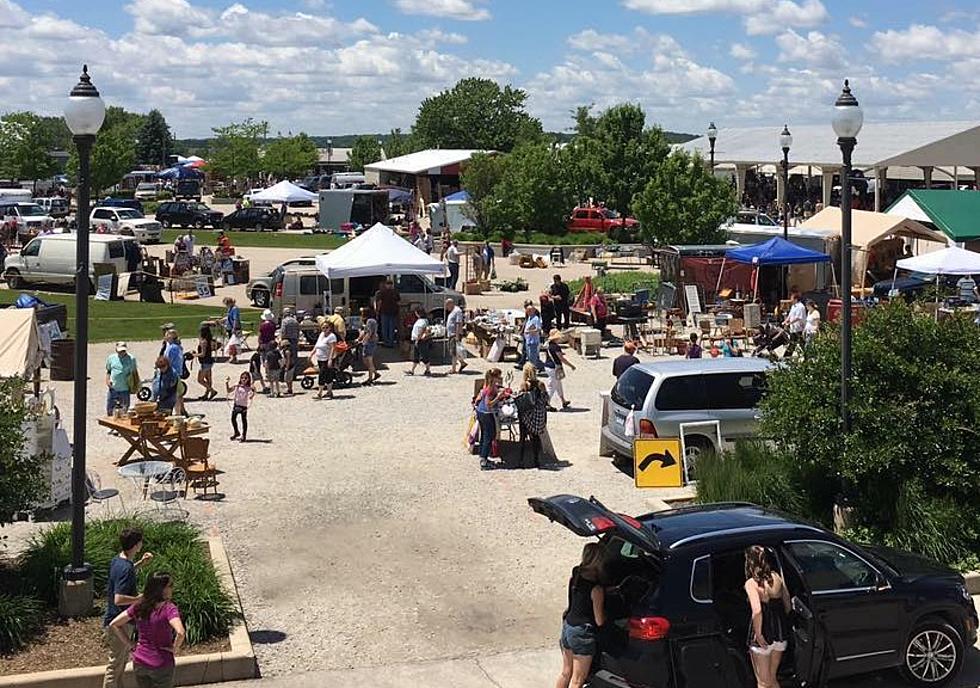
464, 413, 479, 449
624, 408, 636, 438
487, 336, 504, 362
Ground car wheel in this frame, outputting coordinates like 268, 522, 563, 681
300, 376, 315, 390
161, 219, 172, 228
252, 289, 270, 308
683, 435, 713, 481
255, 222, 264, 232
900, 619, 963, 687
193, 219, 205, 230
5, 269, 22, 289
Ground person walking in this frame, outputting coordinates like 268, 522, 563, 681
225, 371, 256, 441
162, 329, 186, 415
102, 528, 153, 688
374, 279, 400, 348
540, 292, 555, 337
105, 342, 138, 418
222, 297, 241, 363
280, 339, 295, 395
280, 307, 300, 380
612, 341, 639, 378
554, 543, 605, 688
482, 241, 495, 278
196, 325, 217, 400
804, 299, 821, 347
686, 332, 703, 359
550, 274, 571, 329
264, 341, 283, 397
109, 572, 185, 688
544, 329, 575, 410
523, 303, 544, 371
446, 239, 460, 289
782, 292, 806, 357
590, 288, 609, 338
446, 298, 467, 374
517, 363, 549, 468
407, 307, 432, 376
151, 356, 179, 414
356, 306, 380, 385
744, 546, 791, 688
474, 368, 506, 471
311, 321, 337, 399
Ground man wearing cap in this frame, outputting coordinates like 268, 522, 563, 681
326, 306, 347, 339
105, 342, 138, 420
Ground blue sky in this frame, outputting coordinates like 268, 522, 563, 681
3, 0, 980, 138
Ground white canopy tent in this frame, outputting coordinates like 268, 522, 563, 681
895, 246, 980, 275
314, 223, 446, 279
249, 180, 318, 204
0, 308, 43, 378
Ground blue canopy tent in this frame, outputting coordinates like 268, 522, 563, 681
156, 165, 204, 180
444, 189, 470, 202
719, 236, 834, 300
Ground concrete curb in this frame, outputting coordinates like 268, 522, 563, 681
965, 571, 980, 596
0, 535, 256, 688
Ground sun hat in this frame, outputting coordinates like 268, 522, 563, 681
261, 309, 274, 321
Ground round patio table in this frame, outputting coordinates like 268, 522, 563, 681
118, 461, 174, 500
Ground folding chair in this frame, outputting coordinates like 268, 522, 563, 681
149, 468, 188, 520
86, 470, 124, 517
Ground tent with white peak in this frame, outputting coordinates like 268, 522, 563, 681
314, 223, 446, 279
895, 246, 980, 275
248, 180, 318, 204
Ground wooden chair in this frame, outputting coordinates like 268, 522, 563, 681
178, 435, 219, 498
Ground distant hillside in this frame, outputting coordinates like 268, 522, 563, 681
176, 130, 697, 153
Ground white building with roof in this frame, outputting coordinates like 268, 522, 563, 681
677, 121, 980, 211
364, 149, 488, 208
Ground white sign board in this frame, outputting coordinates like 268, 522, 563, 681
684, 284, 702, 318
95, 273, 113, 301
195, 276, 211, 299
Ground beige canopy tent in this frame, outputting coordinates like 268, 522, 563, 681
0, 308, 43, 378
801, 207, 947, 285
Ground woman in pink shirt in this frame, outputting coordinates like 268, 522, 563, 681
109, 571, 185, 688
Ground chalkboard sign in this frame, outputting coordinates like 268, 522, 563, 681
684, 284, 702, 318
195, 276, 211, 299
95, 273, 113, 301
655, 282, 677, 312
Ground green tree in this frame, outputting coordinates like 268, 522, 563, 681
66, 109, 140, 195
0, 378, 43, 528
208, 118, 266, 184
760, 302, 980, 566
383, 128, 419, 159
136, 109, 174, 166
491, 142, 574, 238
261, 133, 318, 179
632, 149, 736, 247
413, 78, 542, 152
0, 112, 59, 188
348, 135, 382, 172
460, 152, 508, 237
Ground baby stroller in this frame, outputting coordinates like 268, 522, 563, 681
298, 340, 360, 389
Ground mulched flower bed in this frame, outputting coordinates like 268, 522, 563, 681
0, 614, 230, 676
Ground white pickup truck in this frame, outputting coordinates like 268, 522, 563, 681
90, 206, 162, 244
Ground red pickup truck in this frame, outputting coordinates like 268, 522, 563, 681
566, 206, 639, 233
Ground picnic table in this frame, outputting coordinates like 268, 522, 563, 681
98, 416, 209, 466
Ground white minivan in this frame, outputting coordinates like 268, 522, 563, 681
4, 234, 142, 289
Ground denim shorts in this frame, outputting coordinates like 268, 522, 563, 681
363, 341, 377, 357
559, 621, 597, 656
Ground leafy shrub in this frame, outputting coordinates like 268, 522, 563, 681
155, 191, 173, 201
567, 272, 660, 297
0, 594, 46, 653
694, 442, 807, 518
142, 201, 161, 216
19, 519, 239, 644
759, 301, 980, 569
0, 377, 44, 527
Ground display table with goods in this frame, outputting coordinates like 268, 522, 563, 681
468, 309, 526, 361
98, 402, 209, 466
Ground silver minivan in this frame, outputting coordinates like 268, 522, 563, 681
599, 357, 772, 463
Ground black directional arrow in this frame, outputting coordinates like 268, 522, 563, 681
639, 450, 677, 472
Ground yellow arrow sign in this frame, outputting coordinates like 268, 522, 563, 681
633, 438, 684, 488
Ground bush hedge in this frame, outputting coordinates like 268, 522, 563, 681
455, 230, 611, 246
0, 594, 46, 654
567, 272, 659, 297
18, 519, 239, 645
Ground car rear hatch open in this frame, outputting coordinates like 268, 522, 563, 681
528, 494, 663, 558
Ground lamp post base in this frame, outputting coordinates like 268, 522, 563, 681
58, 563, 94, 617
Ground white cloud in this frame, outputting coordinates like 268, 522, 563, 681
775, 29, 844, 69
124, 0, 213, 36
730, 42, 756, 60
567, 27, 682, 55
624, 0, 827, 35
301, 0, 326, 8
871, 24, 980, 63
393, 0, 490, 21
849, 16, 866, 28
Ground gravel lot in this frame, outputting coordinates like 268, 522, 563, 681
3, 254, 675, 677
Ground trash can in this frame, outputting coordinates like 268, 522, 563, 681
49, 338, 74, 381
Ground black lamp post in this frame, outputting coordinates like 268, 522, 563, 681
832, 80, 863, 435
62, 65, 105, 602
707, 122, 718, 169
780, 125, 792, 298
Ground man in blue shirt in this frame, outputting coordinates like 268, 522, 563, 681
523, 304, 544, 371
104, 342, 137, 417
103, 527, 153, 688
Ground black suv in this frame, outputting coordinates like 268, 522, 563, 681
221, 207, 284, 232
155, 201, 224, 229
530, 495, 978, 688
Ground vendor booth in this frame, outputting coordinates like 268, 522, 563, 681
721, 237, 833, 312
0, 308, 44, 380
248, 180, 318, 204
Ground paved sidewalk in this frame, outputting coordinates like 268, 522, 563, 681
222, 647, 558, 688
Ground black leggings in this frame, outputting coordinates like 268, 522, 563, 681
231, 405, 248, 438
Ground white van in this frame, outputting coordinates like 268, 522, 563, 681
0, 187, 33, 203
4, 234, 142, 290
271, 266, 464, 319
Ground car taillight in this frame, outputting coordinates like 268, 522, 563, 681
274, 282, 282, 297
638, 419, 657, 436
628, 616, 670, 641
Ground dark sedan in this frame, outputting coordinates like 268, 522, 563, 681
155, 201, 224, 229
221, 207, 284, 232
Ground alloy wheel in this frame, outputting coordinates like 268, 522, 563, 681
906, 629, 957, 683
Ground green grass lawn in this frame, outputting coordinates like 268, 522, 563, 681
0, 291, 240, 343
161, 229, 347, 250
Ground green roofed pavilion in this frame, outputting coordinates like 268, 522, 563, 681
886, 190, 980, 242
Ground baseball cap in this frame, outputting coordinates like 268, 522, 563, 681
115, 341, 128, 353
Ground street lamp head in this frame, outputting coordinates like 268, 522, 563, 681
779, 124, 792, 152
707, 121, 717, 142
64, 65, 105, 137
832, 79, 863, 140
